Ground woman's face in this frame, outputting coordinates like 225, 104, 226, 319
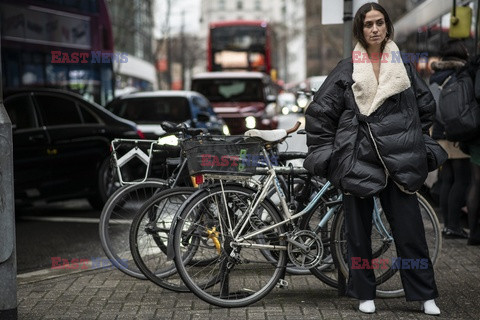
363, 10, 387, 49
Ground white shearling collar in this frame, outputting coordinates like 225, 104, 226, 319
352, 40, 411, 116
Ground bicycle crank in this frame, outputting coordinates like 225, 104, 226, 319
286, 230, 323, 268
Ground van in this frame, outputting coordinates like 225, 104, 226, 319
191, 71, 279, 134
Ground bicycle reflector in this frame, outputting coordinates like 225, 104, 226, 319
195, 174, 204, 185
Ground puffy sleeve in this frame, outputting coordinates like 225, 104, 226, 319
303, 60, 349, 177
405, 62, 447, 171
406, 62, 436, 134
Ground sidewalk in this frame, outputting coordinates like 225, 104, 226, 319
17, 237, 480, 320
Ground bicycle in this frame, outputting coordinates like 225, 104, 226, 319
101, 120, 302, 279
168, 124, 442, 307
127, 127, 313, 290
98, 122, 205, 278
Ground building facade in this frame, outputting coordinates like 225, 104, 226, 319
107, 0, 157, 95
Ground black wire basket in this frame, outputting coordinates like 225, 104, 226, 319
184, 135, 265, 176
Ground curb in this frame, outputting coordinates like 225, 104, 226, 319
17, 260, 116, 285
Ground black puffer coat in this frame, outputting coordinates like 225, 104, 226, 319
304, 58, 447, 197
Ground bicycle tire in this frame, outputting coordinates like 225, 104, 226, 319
130, 187, 197, 291
266, 175, 335, 277
331, 193, 442, 298
99, 179, 168, 278
297, 197, 341, 288
172, 184, 287, 308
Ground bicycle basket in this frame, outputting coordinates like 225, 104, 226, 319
184, 135, 265, 176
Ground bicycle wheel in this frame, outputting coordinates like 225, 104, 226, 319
266, 175, 334, 277
331, 193, 442, 298
130, 187, 197, 292
99, 179, 168, 278
172, 184, 287, 308
297, 195, 342, 288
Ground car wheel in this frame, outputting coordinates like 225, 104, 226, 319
88, 157, 121, 210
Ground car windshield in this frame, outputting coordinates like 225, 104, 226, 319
108, 97, 191, 124
192, 78, 263, 102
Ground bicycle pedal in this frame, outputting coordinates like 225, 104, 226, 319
276, 279, 288, 289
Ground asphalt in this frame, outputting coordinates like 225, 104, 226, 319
15, 231, 480, 320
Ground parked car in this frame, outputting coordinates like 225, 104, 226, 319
3, 88, 143, 209
191, 71, 279, 134
105, 90, 229, 139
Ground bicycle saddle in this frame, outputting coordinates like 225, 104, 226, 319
244, 129, 288, 142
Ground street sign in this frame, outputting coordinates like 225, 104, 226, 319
322, 0, 378, 25
353, 0, 378, 16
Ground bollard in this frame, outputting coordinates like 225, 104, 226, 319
0, 103, 17, 319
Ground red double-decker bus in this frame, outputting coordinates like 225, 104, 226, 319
207, 20, 277, 77
1, 0, 115, 105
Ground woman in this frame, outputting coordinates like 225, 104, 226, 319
430, 40, 471, 239
303, 2, 446, 315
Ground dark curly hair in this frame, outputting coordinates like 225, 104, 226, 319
353, 2, 394, 52
440, 39, 469, 62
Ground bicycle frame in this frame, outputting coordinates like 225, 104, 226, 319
222, 147, 392, 250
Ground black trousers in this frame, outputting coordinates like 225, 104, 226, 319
343, 179, 439, 301
440, 158, 470, 231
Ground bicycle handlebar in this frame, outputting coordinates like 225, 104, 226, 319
160, 121, 207, 136
286, 121, 302, 134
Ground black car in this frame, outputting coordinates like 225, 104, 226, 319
3, 88, 143, 209
106, 90, 230, 139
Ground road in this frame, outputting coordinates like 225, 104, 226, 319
15, 113, 306, 273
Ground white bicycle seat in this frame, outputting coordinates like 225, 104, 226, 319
244, 129, 288, 142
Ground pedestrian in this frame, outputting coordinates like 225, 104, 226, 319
466, 148, 480, 245
430, 40, 471, 239
303, 2, 446, 315
464, 54, 480, 246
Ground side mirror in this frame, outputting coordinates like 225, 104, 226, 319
266, 94, 277, 103
196, 111, 211, 123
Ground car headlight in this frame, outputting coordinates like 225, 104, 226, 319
282, 107, 290, 115
157, 135, 179, 146
222, 124, 230, 136
245, 116, 256, 129
297, 96, 309, 109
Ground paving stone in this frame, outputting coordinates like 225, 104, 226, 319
17, 230, 480, 319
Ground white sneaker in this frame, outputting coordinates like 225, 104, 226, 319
359, 300, 375, 313
421, 299, 440, 315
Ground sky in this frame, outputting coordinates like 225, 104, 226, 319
155, 0, 201, 38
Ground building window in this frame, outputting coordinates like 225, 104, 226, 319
255, 0, 261, 10
237, 1, 243, 10
219, 0, 225, 10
